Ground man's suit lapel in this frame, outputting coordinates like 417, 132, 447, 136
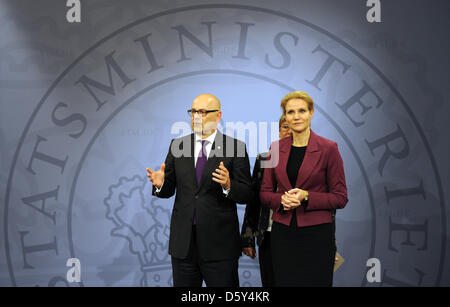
187, 134, 198, 190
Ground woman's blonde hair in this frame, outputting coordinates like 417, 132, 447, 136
280, 91, 314, 114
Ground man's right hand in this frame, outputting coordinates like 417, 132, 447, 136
146, 163, 165, 188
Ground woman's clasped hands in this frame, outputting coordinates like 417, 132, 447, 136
281, 188, 307, 211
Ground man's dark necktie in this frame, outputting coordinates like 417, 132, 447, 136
196, 140, 208, 184
193, 140, 208, 224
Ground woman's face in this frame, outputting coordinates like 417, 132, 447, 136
285, 98, 313, 134
279, 121, 292, 139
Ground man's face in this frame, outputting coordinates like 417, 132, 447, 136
190, 95, 222, 137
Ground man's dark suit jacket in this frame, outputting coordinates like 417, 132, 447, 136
153, 131, 252, 261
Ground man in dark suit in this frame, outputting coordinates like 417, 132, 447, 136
146, 93, 252, 287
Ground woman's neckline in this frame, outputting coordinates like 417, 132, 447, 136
291, 145, 307, 148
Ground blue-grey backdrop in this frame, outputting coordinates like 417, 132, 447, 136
1, 0, 449, 287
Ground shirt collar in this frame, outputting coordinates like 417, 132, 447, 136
195, 130, 218, 145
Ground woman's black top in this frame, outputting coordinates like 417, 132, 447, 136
286, 146, 307, 188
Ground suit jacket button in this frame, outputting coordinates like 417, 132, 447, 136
195, 195, 199, 199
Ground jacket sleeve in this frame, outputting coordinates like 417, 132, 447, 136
152, 139, 176, 199
227, 142, 253, 204
305, 142, 348, 211
259, 146, 283, 212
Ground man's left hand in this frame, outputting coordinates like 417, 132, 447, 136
212, 161, 231, 190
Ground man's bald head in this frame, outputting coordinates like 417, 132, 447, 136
193, 93, 221, 110
191, 93, 222, 138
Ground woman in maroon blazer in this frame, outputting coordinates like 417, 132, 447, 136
260, 91, 348, 287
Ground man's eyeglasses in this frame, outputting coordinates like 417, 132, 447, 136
187, 109, 219, 117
